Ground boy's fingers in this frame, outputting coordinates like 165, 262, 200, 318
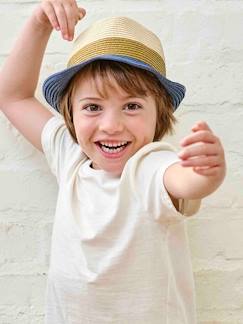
75, 8, 86, 26
78, 7, 86, 19
63, 2, 76, 40
192, 121, 212, 132
41, 1, 86, 40
64, 1, 84, 39
180, 155, 220, 168
52, 2, 69, 39
61, 4, 86, 40
180, 130, 217, 147
40, 1, 59, 29
193, 165, 221, 177
178, 142, 218, 160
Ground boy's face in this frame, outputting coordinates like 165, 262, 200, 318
72, 74, 157, 175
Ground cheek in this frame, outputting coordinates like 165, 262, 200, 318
143, 109, 157, 138
131, 117, 156, 143
151, 107, 158, 138
73, 118, 87, 139
74, 117, 97, 147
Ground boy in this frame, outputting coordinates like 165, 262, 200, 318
0, 1, 226, 323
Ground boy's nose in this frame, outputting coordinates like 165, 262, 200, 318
99, 111, 124, 134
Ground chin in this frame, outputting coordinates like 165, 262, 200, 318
102, 163, 124, 176
93, 158, 128, 176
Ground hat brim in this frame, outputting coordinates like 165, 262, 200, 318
42, 55, 185, 111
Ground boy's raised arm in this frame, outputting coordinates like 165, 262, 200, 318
0, 0, 85, 151
164, 121, 226, 203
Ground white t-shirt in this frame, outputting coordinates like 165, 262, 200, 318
41, 116, 200, 324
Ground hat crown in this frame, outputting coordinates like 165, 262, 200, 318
43, 16, 186, 112
69, 16, 165, 63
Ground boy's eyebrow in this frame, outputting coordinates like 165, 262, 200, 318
79, 97, 103, 102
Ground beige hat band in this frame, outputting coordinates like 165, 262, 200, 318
67, 37, 166, 76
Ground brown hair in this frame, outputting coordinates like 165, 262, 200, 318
59, 60, 177, 143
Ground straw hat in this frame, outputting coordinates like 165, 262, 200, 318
43, 16, 186, 111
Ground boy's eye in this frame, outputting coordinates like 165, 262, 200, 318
125, 103, 142, 111
83, 104, 101, 112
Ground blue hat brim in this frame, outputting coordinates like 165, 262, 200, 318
42, 55, 185, 111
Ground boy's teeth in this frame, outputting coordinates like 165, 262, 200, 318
100, 141, 128, 148
102, 146, 125, 153
99, 141, 128, 154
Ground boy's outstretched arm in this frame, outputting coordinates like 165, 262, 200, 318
0, 0, 85, 151
164, 121, 226, 201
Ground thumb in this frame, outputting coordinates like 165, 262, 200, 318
192, 121, 212, 132
78, 7, 86, 20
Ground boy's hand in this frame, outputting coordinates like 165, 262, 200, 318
35, 0, 86, 41
178, 121, 226, 179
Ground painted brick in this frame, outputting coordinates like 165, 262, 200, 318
0, 0, 242, 323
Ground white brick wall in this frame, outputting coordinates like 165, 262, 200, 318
0, 1, 242, 323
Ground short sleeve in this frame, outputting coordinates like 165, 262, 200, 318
41, 116, 85, 182
126, 142, 201, 223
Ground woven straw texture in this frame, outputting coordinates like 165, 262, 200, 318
68, 38, 166, 75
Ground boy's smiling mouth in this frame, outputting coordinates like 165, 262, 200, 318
95, 141, 131, 154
